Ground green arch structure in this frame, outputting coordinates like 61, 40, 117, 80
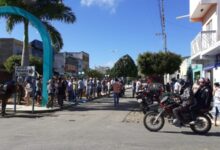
0, 6, 53, 106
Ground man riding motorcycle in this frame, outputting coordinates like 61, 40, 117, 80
189, 78, 213, 124
172, 80, 193, 126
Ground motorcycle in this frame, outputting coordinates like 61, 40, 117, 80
143, 93, 212, 134
136, 86, 162, 114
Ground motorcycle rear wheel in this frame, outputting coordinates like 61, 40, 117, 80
143, 111, 164, 132
190, 114, 212, 134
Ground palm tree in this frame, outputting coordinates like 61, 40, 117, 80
0, 0, 76, 66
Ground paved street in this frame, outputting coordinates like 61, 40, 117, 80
0, 89, 220, 150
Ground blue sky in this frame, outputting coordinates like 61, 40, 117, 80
0, 0, 202, 68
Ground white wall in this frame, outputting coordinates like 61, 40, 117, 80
202, 5, 217, 30
213, 67, 220, 83
190, 0, 200, 17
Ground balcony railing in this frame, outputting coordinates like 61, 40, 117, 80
191, 30, 217, 56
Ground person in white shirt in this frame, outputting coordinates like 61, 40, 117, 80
174, 80, 182, 94
136, 79, 142, 93
212, 82, 220, 126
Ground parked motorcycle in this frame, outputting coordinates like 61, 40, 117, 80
143, 93, 212, 134
136, 84, 163, 114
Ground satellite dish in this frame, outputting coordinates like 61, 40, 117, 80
176, 14, 189, 19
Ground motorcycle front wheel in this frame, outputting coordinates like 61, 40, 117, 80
190, 114, 212, 134
143, 111, 164, 132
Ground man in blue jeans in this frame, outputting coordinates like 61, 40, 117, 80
112, 78, 122, 107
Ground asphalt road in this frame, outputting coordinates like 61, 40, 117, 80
0, 89, 220, 150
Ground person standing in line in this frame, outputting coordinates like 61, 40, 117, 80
78, 78, 84, 100
47, 79, 54, 108
35, 76, 42, 106
107, 79, 111, 97
132, 80, 136, 98
24, 78, 33, 106
57, 77, 66, 109
212, 82, 220, 126
72, 78, 78, 102
112, 78, 122, 107
93, 78, 97, 98
97, 80, 102, 97
87, 78, 93, 100
16, 76, 24, 105
67, 77, 74, 102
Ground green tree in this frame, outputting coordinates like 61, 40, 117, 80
137, 51, 182, 76
111, 54, 138, 77
85, 69, 104, 79
3, 55, 43, 74
0, 0, 76, 66
186, 65, 193, 85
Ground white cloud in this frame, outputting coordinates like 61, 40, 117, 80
80, 0, 120, 13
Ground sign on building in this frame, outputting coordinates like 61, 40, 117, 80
15, 66, 35, 77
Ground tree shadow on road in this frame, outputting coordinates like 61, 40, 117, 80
67, 97, 140, 112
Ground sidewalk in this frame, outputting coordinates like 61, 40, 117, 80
3, 85, 132, 114
4, 98, 89, 113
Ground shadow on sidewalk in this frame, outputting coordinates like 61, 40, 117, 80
0, 113, 44, 119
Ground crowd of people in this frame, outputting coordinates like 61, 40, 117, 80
15, 75, 126, 109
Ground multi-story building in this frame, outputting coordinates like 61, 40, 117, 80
179, 57, 191, 80
70, 51, 89, 72
0, 38, 45, 65
54, 53, 65, 75
0, 38, 32, 64
190, 0, 220, 84
31, 39, 43, 59
54, 51, 89, 76
0, 38, 90, 77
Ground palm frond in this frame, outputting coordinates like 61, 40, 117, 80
42, 21, 63, 52
6, 16, 23, 33
35, 3, 76, 24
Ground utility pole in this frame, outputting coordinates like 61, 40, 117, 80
158, 0, 167, 52
158, 0, 168, 84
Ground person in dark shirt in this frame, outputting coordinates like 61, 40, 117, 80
189, 78, 213, 124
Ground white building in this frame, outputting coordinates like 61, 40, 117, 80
54, 53, 65, 75
190, 0, 220, 84
179, 57, 191, 80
